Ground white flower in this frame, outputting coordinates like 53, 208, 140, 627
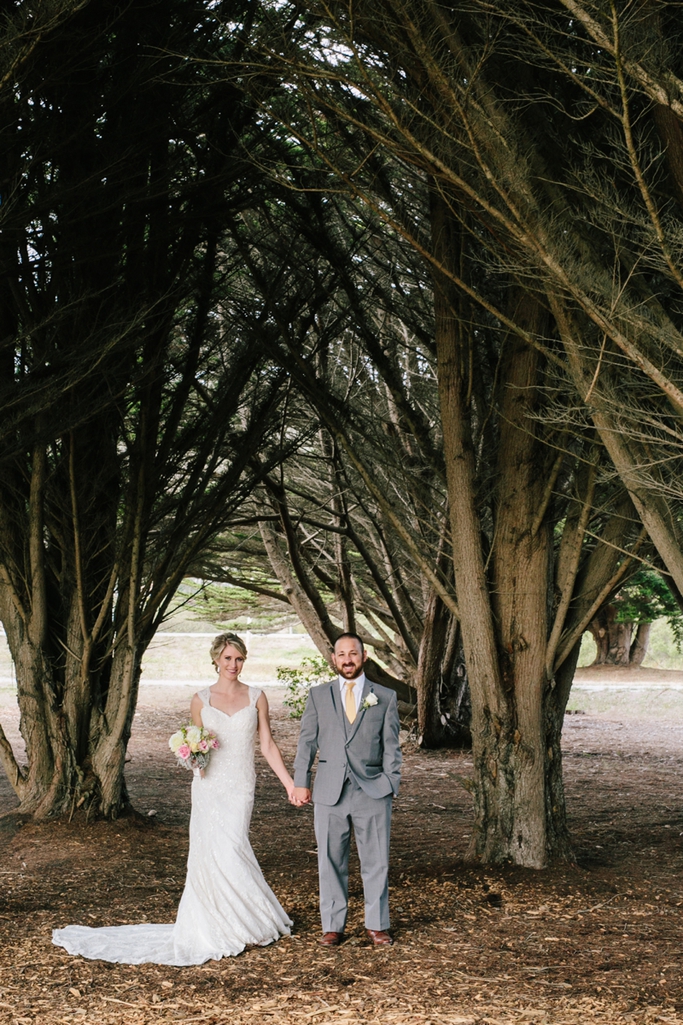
185, 725, 202, 750
169, 731, 185, 753
362, 692, 378, 710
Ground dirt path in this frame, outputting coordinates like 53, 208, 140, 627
1, 684, 682, 1025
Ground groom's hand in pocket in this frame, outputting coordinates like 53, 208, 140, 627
291, 787, 311, 806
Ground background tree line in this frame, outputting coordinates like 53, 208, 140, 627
0, 0, 681, 871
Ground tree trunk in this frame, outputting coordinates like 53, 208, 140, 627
0, 593, 141, 821
0, 0, 296, 821
588, 615, 610, 664
0, 618, 73, 819
90, 642, 141, 818
608, 620, 633, 665
432, 194, 565, 867
487, 322, 554, 866
630, 621, 651, 666
589, 606, 629, 665
0, 419, 147, 821
415, 587, 451, 747
544, 641, 582, 860
258, 517, 336, 659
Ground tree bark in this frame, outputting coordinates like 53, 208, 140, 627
630, 622, 651, 666
588, 606, 632, 665
544, 640, 581, 861
588, 616, 610, 665
432, 193, 563, 866
258, 518, 336, 659
319, 431, 356, 633
0, 427, 139, 820
415, 586, 452, 747
589, 610, 651, 667
489, 304, 554, 867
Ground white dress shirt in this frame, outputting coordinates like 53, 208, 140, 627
338, 672, 366, 714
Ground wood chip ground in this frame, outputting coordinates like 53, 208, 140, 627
1, 683, 682, 1025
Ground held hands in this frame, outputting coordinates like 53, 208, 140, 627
289, 786, 311, 807
283, 775, 310, 806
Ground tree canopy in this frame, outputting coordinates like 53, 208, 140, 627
0, 0, 296, 818
1, 0, 683, 870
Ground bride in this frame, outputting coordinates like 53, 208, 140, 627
53, 632, 294, 965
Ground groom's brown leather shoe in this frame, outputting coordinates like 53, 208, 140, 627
366, 929, 393, 946
318, 932, 343, 947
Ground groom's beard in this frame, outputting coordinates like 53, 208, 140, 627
338, 666, 364, 679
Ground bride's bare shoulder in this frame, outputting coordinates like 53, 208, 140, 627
190, 690, 206, 725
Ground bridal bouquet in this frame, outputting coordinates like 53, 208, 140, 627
169, 724, 219, 771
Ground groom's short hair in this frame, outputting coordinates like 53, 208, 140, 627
334, 632, 364, 653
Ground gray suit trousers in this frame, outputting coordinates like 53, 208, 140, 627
314, 778, 392, 933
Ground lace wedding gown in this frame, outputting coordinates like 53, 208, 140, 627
52, 686, 292, 965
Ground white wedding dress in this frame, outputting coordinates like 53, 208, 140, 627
52, 686, 292, 965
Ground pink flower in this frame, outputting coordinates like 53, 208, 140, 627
210, 738, 219, 749
177, 744, 191, 760
198, 739, 209, 752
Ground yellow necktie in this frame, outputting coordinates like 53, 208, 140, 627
344, 681, 357, 724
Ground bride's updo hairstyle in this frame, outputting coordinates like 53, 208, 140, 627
210, 632, 248, 671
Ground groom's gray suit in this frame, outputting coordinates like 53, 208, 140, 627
293, 677, 402, 934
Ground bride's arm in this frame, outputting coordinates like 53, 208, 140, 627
190, 692, 204, 728
256, 692, 295, 799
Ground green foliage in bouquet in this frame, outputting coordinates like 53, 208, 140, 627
278, 656, 331, 718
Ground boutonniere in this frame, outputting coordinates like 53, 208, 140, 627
361, 691, 378, 710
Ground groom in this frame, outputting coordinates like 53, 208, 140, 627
292, 633, 402, 947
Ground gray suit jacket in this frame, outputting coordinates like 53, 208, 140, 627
293, 678, 402, 805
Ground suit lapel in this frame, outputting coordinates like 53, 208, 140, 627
345, 677, 371, 744
328, 679, 345, 731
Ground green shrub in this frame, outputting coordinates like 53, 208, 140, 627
278, 656, 331, 718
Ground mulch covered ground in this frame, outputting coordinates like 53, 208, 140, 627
1, 687, 682, 1025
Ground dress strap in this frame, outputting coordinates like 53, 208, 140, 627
197, 687, 212, 707
249, 686, 263, 707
